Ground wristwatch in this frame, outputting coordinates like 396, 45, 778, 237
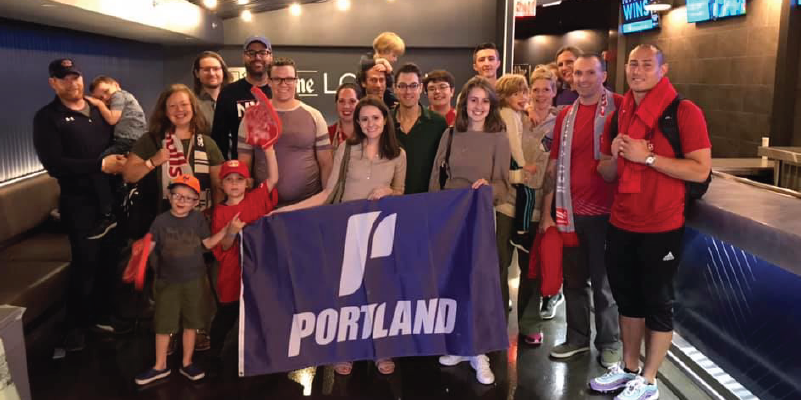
645, 154, 656, 167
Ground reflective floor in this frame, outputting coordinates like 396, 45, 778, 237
29, 261, 682, 400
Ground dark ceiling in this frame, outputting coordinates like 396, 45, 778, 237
187, 0, 327, 19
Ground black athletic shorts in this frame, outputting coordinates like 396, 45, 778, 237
605, 223, 684, 332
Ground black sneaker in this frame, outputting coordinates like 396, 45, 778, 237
87, 214, 117, 240
180, 363, 206, 381
135, 367, 171, 385
194, 330, 211, 352
94, 316, 133, 335
63, 329, 86, 352
540, 292, 564, 320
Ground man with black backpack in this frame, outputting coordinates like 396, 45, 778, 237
591, 44, 711, 400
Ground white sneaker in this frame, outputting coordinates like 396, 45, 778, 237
438, 354, 468, 366
469, 354, 495, 385
615, 375, 659, 400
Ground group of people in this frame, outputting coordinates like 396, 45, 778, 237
33, 29, 711, 400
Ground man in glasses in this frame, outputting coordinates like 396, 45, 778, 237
192, 51, 232, 127
393, 63, 448, 194
211, 36, 273, 160
238, 57, 333, 206
423, 70, 456, 126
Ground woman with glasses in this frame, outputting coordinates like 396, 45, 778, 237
429, 76, 511, 385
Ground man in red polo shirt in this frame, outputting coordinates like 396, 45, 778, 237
591, 44, 711, 400
540, 53, 622, 367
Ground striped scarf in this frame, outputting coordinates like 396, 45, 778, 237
161, 132, 212, 210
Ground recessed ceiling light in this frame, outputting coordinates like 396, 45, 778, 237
203, 0, 218, 9
289, 3, 301, 16
336, 0, 351, 11
237, 0, 249, 4
241, 9, 253, 21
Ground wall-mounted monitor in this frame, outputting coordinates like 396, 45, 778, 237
686, 0, 746, 23
621, 0, 660, 34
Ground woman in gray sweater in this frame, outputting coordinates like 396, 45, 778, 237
429, 76, 511, 385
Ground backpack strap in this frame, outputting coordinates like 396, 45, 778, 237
608, 109, 619, 141
658, 94, 684, 159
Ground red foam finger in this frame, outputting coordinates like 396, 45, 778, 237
246, 86, 283, 149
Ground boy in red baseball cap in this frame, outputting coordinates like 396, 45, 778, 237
209, 146, 278, 363
136, 174, 240, 386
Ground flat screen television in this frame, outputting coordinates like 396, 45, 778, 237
686, 0, 746, 23
621, 0, 660, 33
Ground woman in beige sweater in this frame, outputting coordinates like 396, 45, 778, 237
429, 76, 511, 386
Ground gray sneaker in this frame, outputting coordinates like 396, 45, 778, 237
600, 347, 622, 368
589, 362, 640, 393
549, 342, 590, 359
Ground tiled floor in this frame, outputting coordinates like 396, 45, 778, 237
28, 264, 684, 400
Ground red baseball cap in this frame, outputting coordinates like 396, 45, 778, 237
219, 160, 251, 180
168, 174, 201, 195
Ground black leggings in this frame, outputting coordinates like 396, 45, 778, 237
210, 301, 239, 354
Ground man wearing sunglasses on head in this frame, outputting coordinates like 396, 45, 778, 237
211, 36, 274, 161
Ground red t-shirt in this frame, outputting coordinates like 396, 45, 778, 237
211, 183, 277, 303
601, 100, 711, 233
550, 94, 623, 216
430, 107, 456, 127
445, 108, 456, 127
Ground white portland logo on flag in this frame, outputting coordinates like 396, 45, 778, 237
286, 211, 458, 358
339, 211, 397, 297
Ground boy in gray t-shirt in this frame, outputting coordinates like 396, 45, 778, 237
84, 76, 147, 240
88, 76, 147, 156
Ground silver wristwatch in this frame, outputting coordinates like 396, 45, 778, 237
645, 154, 656, 167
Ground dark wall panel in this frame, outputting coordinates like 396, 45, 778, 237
514, 30, 610, 68
0, 18, 165, 183
163, 46, 478, 124
619, 0, 782, 157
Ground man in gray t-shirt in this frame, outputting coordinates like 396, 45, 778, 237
88, 76, 147, 157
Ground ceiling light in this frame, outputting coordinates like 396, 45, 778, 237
542, 1, 561, 7
203, 0, 217, 9
241, 9, 253, 21
644, 0, 672, 12
289, 3, 301, 16
336, 0, 351, 11
237, 0, 249, 4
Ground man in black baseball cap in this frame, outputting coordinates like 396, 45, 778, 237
49, 58, 82, 78
34, 58, 129, 351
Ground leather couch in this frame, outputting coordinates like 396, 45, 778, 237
0, 173, 71, 328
